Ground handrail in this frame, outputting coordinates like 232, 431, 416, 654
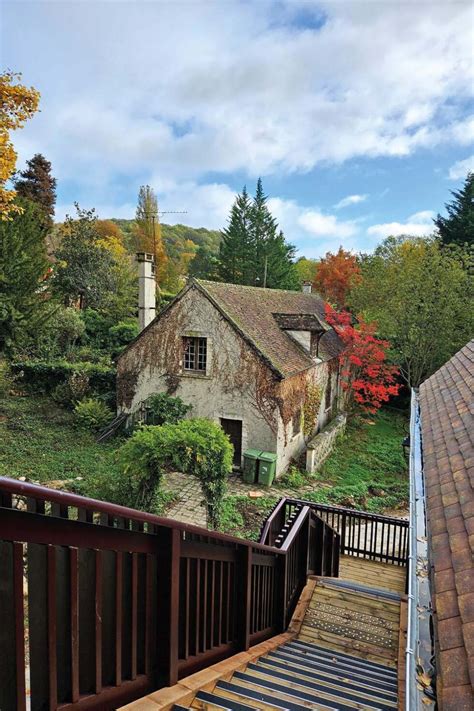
279, 505, 310, 551
286, 496, 409, 525
0, 476, 279, 554
259, 497, 287, 546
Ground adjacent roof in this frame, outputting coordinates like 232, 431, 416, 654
419, 340, 474, 710
196, 280, 343, 378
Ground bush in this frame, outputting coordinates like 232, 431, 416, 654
38, 307, 86, 358
11, 360, 116, 398
74, 397, 113, 431
51, 371, 91, 407
0, 360, 13, 398
109, 320, 139, 354
117, 418, 233, 527
145, 392, 191, 425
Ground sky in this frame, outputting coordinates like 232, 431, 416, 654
2, 0, 473, 257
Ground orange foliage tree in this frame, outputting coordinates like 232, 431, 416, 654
325, 305, 400, 414
0, 71, 40, 219
313, 247, 361, 307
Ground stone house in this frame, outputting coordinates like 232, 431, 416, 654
116, 279, 344, 477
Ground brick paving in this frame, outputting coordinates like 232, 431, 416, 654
161, 470, 330, 528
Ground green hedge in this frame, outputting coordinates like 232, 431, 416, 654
11, 360, 116, 395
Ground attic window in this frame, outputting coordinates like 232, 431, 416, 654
183, 336, 207, 373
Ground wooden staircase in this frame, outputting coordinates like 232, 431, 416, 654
170, 558, 404, 711
172, 638, 398, 710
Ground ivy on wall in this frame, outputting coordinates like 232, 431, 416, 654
302, 383, 322, 439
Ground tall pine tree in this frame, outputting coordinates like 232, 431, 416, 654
218, 180, 297, 289
434, 172, 474, 246
14, 153, 56, 229
218, 186, 253, 283
0, 198, 52, 353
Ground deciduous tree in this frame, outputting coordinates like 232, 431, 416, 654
349, 236, 473, 387
313, 247, 361, 307
134, 185, 168, 284
53, 205, 115, 310
0, 72, 40, 220
325, 305, 400, 413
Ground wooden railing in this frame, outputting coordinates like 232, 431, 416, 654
288, 498, 409, 566
0, 478, 336, 711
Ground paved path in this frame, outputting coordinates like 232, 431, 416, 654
161, 470, 328, 528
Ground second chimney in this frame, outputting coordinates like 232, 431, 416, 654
302, 281, 312, 294
136, 252, 156, 331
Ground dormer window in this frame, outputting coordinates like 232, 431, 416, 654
183, 336, 207, 373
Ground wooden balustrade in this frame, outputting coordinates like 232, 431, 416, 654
0, 478, 406, 711
289, 498, 409, 566
0, 478, 321, 711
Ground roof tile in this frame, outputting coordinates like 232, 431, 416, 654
419, 339, 474, 708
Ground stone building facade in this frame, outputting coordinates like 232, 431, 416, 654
116, 280, 343, 477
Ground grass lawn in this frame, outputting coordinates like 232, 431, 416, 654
0, 392, 121, 483
279, 408, 409, 514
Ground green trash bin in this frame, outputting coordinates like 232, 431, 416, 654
258, 452, 277, 487
243, 449, 262, 484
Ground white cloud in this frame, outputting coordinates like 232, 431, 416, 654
334, 194, 368, 209
4, 0, 473, 190
448, 155, 474, 180
56, 181, 235, 230
367, 210, 435, 239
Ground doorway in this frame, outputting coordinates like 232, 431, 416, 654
220, 418, 243, 467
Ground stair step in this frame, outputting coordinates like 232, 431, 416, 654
232, 670, 379, 711
244, 664, 396, 711
279, 644, 397, 683
257, 656, 398, 703
269, 649, 397, 691
287, 640, 397, 676
193, 689, 255, 710
320, 578, 402, 602
217, 679, 334, 711
215, 680, 299, 710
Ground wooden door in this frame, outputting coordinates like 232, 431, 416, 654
220, 418, 243, 467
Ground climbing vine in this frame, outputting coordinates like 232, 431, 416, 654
303, 383, 322, 438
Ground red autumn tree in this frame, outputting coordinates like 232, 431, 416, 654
313, 247, 361, 308
325, 304, 400, 413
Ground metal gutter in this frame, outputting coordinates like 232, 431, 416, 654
405, 390, 436, 710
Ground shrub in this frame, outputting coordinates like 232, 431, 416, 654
74, 397, 113, 431
11, 360, 116, 397
0, 360, 13, 398
145, 392, 191, 425
117, 418, 233, 527
109, 320, 139, 353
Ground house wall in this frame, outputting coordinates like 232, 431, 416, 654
275, 362, 340, 474
117, 286, 279, 467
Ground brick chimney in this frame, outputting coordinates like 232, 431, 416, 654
302, 281, 312, 294
136, 252, 156, 331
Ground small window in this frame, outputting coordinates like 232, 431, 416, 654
183, 336, 207, 373
292, 409, 302, 436
325, 376, 332, 410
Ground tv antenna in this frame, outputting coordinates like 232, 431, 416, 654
144, 210, 188, 256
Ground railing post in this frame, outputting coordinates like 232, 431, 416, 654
238, 546, 252, 650
340, 511, 347, 554
156, 527, 180, 687
276, 553, 288, 631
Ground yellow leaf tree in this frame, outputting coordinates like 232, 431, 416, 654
0, 71, 40, 220
134, 185, 168, 285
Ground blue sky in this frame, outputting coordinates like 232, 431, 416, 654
2, 0, 473, 257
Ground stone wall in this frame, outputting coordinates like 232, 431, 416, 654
305, 413, 347, 474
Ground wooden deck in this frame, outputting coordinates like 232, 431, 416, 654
338, 555, 407, 595
299, 556, 404, 668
